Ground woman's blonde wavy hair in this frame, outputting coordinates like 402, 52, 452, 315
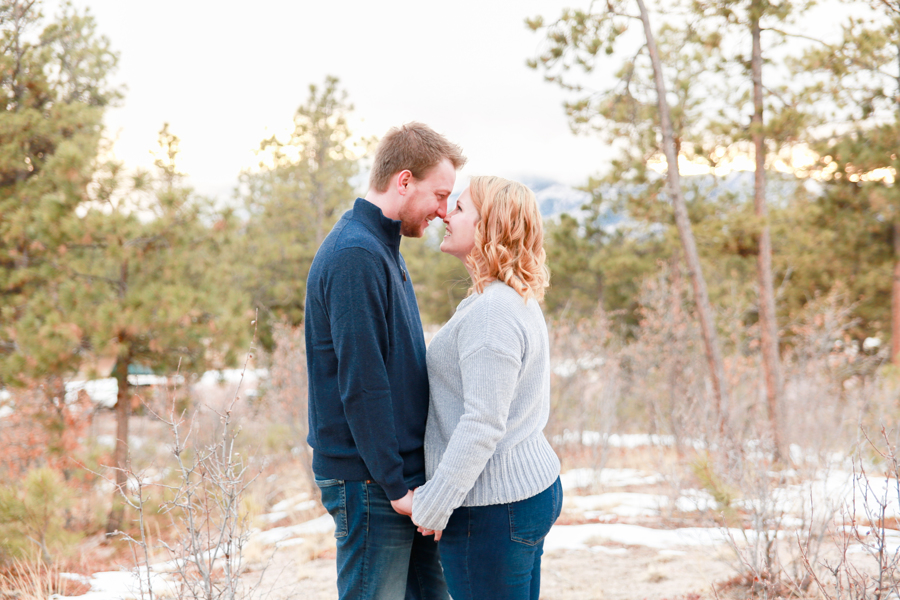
465, 176, 550, 302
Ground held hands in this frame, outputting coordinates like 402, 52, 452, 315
417, 524, 442, 542
391, 488, 443, 541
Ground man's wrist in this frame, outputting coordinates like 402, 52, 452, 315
384, 482, 410, 501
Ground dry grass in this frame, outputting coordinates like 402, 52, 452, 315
0, 555, 91, 599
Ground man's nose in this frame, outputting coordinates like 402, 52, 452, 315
436, 200, 447, 220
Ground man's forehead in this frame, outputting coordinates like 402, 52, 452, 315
420, 158, 456, 188
436, 165, 456, 190
436, 178, 454, 193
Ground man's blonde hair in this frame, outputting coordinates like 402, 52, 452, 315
466, 176, 550, 302
369, 122, 466, 192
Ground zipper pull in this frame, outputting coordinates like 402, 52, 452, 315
401, 268, 407, 282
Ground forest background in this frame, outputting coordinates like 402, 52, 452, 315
1, 0, 900, 597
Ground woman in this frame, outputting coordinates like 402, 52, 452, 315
411, 176, 562, 600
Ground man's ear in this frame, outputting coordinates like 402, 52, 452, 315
396, 170, 413, 195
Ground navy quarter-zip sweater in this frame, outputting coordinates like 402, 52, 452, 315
305, 198, 429, 501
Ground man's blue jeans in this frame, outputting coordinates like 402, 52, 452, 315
438, 477, 563, 600
317, 477, 449, 600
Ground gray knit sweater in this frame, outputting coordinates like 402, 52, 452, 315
412, 281, 561, 531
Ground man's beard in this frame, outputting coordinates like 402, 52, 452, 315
398, 201, 427, 238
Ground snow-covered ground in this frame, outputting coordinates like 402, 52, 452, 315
0, 369, 269, 418
56, 456, 900, 599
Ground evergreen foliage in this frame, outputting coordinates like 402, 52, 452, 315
0, 467, 78, 563
233, 76, 365, 348
64, 125, 246, 385
793, 1, 900, 350
0, 0, 121, 385
524, 0, 899, 355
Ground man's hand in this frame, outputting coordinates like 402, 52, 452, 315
390, 490, 414, 516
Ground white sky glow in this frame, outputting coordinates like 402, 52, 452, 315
60, 0, 865, 199
62, 0, 620, 199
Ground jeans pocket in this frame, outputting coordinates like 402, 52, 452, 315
551, 476, 563, 524
508, 479, 560, 547
316, 478, 348, 538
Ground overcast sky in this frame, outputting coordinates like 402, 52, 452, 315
60, 1, 855, 200
60, 0, 622, 199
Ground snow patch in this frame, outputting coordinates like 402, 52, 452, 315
553, 431, 705, 450
566, 490, 718, 516
559, 468, 664, 490
252, 514, 334, 546
271, 492, 312, 512
55, 568, 178, 600
545, 523, 744, 552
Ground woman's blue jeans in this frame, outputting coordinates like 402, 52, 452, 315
438, 477, 563, 600
317, 477, 449, 600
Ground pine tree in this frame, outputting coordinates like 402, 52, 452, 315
528, 1, 732, 431
776, 175, 892, 340
64, 125, 248, 533
0, 0, 120, 390
687, 0, 820, 463
0, 0, 122, 480
233, 76, 365, 349
798, 1, 900, 360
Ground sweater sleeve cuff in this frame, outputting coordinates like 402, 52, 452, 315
412, 477, 468, 531
383, 479, 410, 502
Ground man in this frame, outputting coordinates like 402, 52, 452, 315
305, 122, 466, 599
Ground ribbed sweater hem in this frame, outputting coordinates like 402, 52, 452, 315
413, 432, 560, 531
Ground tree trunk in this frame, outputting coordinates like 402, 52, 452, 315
892, 39, 900, 365
893, 225, 900, 363
106, 355, 131, 533
751, 4, 786, 462
636, 0, 730, 436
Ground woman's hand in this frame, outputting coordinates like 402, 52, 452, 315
416, 525, 443, 542
410, 488, 443, 541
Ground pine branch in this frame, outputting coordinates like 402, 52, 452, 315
609, 10, 642, 20
762, 27, 833, 48
875, 0, 900, 14
48, 262, 119, 287
762, 83, 791, 108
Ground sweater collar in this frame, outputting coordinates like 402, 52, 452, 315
352, 198, 402, 247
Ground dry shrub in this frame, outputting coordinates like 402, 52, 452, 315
0, 377, 95, 482
782, 288, 889, 453
265, 322, 314, 490
546, 263, 894, 462
0, 378, 104, 568
544, 261, 900, 597
115, 354, 265, 600
199, 322, 316, 512
546, 262, 718, 483
547, 310, 620, 472
800, 427, 900, 600
621, 263, 712, 449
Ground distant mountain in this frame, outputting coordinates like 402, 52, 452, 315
514, 176, 590, 218
519, 170, 819, 229
681, 170, 811, 209
449, 176, 593, 220
531, 181, 593, 220
519, 177, 626, 232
